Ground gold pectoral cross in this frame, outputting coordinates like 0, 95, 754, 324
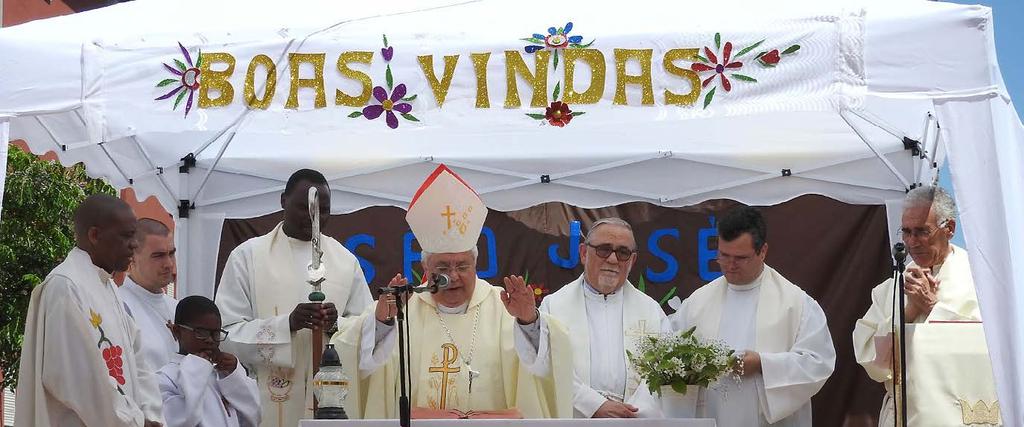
428, 343, 461, 409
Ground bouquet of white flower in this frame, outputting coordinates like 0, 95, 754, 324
628, 326, 740, 396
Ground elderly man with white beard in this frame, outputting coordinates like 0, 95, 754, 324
541, 218, 669, 418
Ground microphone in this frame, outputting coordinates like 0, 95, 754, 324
430, 273, 450, 292
892, 242, 908, 273
893, 242, 907, 264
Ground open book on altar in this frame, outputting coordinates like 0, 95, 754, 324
411, 407, 524, 419
901, 323, 1002, 426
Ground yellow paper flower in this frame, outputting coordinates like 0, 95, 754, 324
89, 309, 102, 328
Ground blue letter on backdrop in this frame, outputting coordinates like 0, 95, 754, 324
403, 231, 421, 281
548, 220, 581, 269
645, 228, 680, 283
698, 216, 722, 281
478, 226, 498, 279
344, 234, 376, 285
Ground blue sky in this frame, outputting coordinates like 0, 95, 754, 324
937, 1, 1021, 247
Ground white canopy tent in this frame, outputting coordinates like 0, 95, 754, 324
1, 0, 1021, 423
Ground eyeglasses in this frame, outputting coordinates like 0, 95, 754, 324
899, 220, 949, 240
434, 264, 474, 276
586, 243, 636, 262
177, 324, 229, 342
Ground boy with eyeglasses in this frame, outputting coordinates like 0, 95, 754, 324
158, 296, 260, 427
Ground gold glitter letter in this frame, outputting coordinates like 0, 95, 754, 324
613, 49, 655, 105
562, 49, 605, 105
335, 51, 374, 107
286, 53, 327, 109
244, 54, 277, 109
418, 55, 460, 107
664, 49, 701, 106
471, 53, 491, 108
504, 50, 550, 108
198, 52, 236, 108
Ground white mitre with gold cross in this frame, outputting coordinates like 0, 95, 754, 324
406, 164, 486, 254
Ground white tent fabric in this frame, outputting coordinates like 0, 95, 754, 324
1, 0, 1021, 423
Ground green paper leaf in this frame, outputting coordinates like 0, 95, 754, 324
411, 269, 422, 284
734, 39, 764, 58
156, 78, 178, 87
714, 33, 721, 50
552, 82, 561, 101
401, 94, 418, 102
553, 49, 559, 71
383, 34, 389, 47
731, 73, 757, 82
195, 50, 202, 68
702, 87, 716, 109
580, 39, 595, 48
782, 44, 801, 54
637, 276, 647, 293
172, 89, 187, 110
695, 54, 710, 64
754, 51, 767, 60
401, 113, 419, 122
173, 59, 187, 71
525, 113, 546, 120
348, 111, 363, 118
520, 38, 544, 44
659, 287, 677, 305
386, 66, 394, 90
570, 111, 585, 116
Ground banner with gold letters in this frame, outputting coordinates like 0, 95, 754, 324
86, 8, 863, 141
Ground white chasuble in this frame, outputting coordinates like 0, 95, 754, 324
336, 280, 574, 419
852, 244, 980, 426
671, 265, 836, 427
540, 275, 669, 418
216, 222, 372, 427
16, 248, 163, 427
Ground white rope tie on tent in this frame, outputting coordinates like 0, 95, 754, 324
840, 109, 912, 190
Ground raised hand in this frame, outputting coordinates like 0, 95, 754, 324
375, 273, 407, 323
500, 275, 538, 324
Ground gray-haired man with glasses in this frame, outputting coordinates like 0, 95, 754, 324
853, 185, 981, 426
541, 218, 669, 418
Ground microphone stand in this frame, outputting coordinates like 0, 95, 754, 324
891, 243, 908, 427
377, 275, 447, 427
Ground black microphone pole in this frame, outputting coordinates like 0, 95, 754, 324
378, 273, 448, 427
892, 242, 909, 427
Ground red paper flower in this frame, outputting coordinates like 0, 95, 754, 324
758, 49, 781, 66
531, 283, 549, 304
690, 43, 743, 92
544, 101, 574, 127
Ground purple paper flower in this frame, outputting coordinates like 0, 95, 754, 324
381, 46, 394, 62
155, 42, 202, 117
362, 84, 413, 129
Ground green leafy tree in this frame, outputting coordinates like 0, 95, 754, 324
0, 146, 115, 389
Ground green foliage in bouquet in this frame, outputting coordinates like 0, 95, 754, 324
628, 326, 739, 395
